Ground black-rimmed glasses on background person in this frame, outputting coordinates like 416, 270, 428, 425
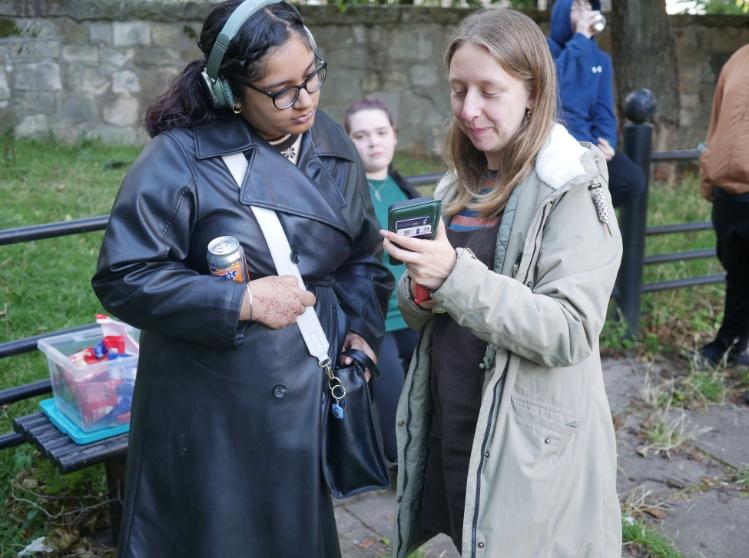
246, 60, 327, 110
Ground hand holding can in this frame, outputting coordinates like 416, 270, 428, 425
207, 236, 249, 283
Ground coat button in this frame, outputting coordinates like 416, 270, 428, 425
398, 419, 406, 427
478, 541, 485, 549
484, 450, 490, 459
525, 280, 533, 288
290, 250, 300, 263
544, 437, 551, 445
272, 385, 287, 399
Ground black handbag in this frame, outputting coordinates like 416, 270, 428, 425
321, 348, 390, 499
228, 167, 390, 501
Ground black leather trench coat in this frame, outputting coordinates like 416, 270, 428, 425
91, 111, 392, 558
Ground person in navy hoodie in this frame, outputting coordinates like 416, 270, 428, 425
547, 0, 644, 208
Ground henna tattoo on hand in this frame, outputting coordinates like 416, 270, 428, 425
251, 276, 312, 329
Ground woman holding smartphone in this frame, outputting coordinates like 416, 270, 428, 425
382, 8, 622, 558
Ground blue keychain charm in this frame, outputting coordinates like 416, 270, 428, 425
331, 402, 344, 420
324, 362, 347, 420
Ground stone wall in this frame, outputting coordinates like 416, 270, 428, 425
669, 15, 749, 149
0, 2, 748, 153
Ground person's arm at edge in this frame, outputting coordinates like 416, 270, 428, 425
699, 59, 727, 200
591, 54, 618, 150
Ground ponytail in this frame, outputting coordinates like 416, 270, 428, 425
144, 61, 217, 138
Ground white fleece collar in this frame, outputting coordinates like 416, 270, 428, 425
535, 123, 587, 190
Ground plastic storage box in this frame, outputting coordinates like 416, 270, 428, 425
37, 324, 140, 434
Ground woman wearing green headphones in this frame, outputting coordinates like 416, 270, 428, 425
92, 1, 392, 556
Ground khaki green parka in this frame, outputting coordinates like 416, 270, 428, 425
392, 124, 623, 558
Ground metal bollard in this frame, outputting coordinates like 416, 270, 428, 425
615, 89, 656, 338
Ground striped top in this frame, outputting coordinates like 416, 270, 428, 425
448, 173, 501, 231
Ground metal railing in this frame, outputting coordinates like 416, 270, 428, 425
0, 172, 446, 450
614, 91, 722, 337
0, 126, 721, 394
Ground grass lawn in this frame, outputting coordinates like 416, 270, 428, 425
0, 138, 721, 556
602, 171, 725, 359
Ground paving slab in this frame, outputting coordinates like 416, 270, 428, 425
687, 404, 749, 469
617, 445, 718, 498
335, 487, 460, 558
656, 489, 749, 558
338, 488, 396, 541
335, 489, 392, 558
604, 358, 649, 414
336, 504, 390, 558
333, 357, 749, 558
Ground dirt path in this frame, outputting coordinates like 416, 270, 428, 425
334, 357, 749, 558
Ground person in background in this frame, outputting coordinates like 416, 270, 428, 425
383, 7, 622, 557
547, 0, 645, 208
343, 99, 421, 463
698, 43, 749, 367
91, 1, 391, 556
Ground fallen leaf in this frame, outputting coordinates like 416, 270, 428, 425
357, 537, 375, 549
612, 415, 624, 431
643, 507, 667, 519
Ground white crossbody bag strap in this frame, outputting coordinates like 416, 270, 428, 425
222, 153, 331, 367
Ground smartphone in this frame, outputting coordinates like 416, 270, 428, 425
387, 197, 442, 266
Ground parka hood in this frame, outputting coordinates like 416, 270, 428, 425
550, 0, 601, 46
536, 123, 587, 189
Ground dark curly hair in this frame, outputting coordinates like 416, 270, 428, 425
144, 1, 313, 137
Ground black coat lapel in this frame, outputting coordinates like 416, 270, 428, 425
194, 115, 353, 238
238, 136, 350, 237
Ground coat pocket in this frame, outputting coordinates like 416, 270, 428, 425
487, 397, 581, 554
507, 395, 579, 476
511, 396, 580, 437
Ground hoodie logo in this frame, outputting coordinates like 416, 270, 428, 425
592, 65, 603, 74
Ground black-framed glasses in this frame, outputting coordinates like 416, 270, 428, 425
246, 60, 328, 110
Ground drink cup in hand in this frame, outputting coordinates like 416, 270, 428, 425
591, 13, 606, 33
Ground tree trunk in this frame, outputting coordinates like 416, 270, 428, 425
611, 1, 680, 151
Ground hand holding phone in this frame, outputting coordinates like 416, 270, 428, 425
387, 197, 443, 303
387, 197, 443, 265
381, 217, 457, 296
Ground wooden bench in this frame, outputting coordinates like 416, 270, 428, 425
13, 412, 127, 542
0, 327, 127, 546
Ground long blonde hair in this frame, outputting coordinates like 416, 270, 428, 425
443, 8, 558, 218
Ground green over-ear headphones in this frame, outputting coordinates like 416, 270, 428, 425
201, 0, 282, 110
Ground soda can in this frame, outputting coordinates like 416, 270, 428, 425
207, 236, 248, 283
